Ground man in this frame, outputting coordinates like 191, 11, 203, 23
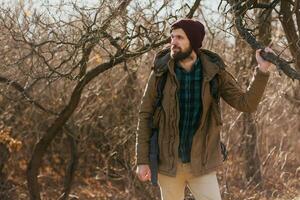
135, 19, 273, 200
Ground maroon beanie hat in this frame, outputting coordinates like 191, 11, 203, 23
171, 19, 205, 50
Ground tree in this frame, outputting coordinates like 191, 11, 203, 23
241, 0, 272, 186
0, 0, 201, 199
224, 0, 300, 80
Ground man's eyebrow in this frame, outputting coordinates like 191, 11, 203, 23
171, 33, 180, 37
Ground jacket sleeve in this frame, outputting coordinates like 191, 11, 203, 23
219, 67, 270, 113
136, 71, 157, 165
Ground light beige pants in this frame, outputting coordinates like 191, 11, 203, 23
158, 161, 222, 200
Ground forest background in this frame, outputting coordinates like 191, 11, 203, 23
0, 0, 299, 199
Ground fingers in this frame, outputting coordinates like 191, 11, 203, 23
136, 165, 151, 182
145, 170, 151, 181
264, 46, 276, 54
256, 49, 263, 61
256, 47, 274, 54
139, 170, 150, 181
256, 47, 275, 60
256, 49, 262, 57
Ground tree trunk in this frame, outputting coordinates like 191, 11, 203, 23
0, 143, 10, 180
242, 112, 262, 184
247, 0, 272, 184
241, 0, 272, 185
280, 0, 300, 164
234, 33, 263, 184
0, 143, 10, 200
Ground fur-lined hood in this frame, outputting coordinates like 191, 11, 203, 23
152, 47, 226, 79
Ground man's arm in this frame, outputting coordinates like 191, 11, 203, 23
219, 67, 270, 112
219, 48, 273, 112
136, 71, 158, 182
136, 71, 157, 165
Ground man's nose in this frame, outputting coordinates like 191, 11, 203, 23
171, 38, 177, 45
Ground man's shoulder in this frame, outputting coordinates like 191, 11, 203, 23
152, 47, 171, 76
151, 48, 227, 76
198, 49, 226, 70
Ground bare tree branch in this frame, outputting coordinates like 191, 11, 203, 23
227, 0, 300, 80
0, 0, 204, 199
57, 126, 78, 200
0, 76, 57, 115
186, 0, 202, 18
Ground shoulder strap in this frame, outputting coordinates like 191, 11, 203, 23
209, 74, 228, 161
209, 74, 220, 103
150, 71, 167, 130
154, 72, 168, 109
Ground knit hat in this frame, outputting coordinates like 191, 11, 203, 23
171, 19, 205, 50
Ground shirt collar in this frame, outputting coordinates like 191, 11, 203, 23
176, 57, 200, 73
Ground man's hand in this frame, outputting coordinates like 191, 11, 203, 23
136, 164, 151, 182
256, 47, 275, 73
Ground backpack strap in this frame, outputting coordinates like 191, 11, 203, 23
209, 74, 228, 161
149, 71, 168, 130
149, 71, 168, 186
209, 74, 220, 103
154, 72, 168, 109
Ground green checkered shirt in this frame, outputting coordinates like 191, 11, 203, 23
175, 58, 203, 163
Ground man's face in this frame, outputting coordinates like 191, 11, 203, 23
170, 28, 193, 61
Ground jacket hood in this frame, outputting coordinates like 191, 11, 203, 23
152, 47, 171, 76
152, 47, 226, 79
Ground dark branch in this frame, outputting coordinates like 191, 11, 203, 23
186, 0, 202, 18
58, 126, 78, 200
0, 76, 57, 115
26, 1, 200, 199
228, 0, 300, 80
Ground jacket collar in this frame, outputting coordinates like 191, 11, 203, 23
153, 48, 225, 81
198, 49, 223, 81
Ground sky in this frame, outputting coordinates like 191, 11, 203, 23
0, 0, 229, 43
7, 0, 223, 28
0, 0, 222, 19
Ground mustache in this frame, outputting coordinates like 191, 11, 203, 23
171, 45, 181, 50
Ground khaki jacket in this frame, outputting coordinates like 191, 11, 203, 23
136, 48, 270, 177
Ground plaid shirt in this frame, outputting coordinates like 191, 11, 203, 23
175, 58, 202, 163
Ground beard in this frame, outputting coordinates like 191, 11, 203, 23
171, 45, 193, 61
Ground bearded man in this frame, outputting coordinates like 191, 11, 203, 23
136, 19, 273, 200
